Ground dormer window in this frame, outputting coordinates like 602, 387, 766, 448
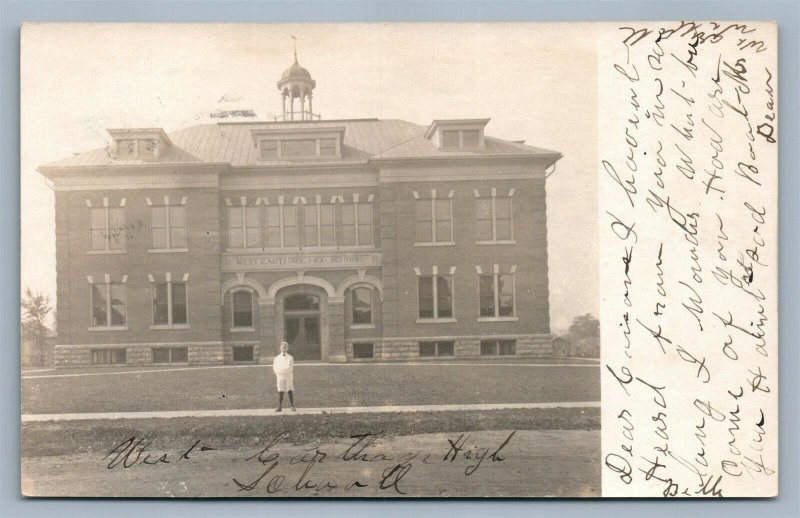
282, 139, 317, 157
426, 119, 489, 150
108, 128, 171, 160
252, 127, 345, 160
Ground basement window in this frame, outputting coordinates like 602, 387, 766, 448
352, 343, 374, 359
152, 347, 188, 363
233, 345, 254, 362
92, 348, 127, 365
418, 341, 454, 357
480, 340, 517, 356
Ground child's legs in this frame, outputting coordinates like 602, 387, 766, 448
288, 390, 294, 405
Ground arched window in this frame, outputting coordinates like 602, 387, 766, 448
232, 290, 253, 328
351, 287, 373, 325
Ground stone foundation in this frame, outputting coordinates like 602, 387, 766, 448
53, 335, 554, 367
53, 342, 225, 368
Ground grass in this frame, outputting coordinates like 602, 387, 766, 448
21, 407, 600, 458
22, 361, 600, 414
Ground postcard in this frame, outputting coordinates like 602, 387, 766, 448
20, 21, 777, 497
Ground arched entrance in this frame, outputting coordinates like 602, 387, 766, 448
283, 293, 321, 360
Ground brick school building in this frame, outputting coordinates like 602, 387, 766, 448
39, 55, 561, 367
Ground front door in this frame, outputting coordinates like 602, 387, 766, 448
283, 293, 322, 361
284, 315, 321, 360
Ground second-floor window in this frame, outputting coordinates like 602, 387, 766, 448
340, 202, 373, 246
418, 274, 454, 320
266, 205, 298, 248
476, 195, 513, 242
91, 282, 126, 328
152, 281, 188, 326
416, 197, 452, 244
90, 206, 125, 251
303, 203, 336, 247
229, 206, 261, 249
151, 205, 186, 250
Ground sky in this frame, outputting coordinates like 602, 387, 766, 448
21, 22, 598, 333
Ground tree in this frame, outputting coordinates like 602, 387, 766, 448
21, 288, 52, 340
565, 313, 599, 342
561, 313, 600, 358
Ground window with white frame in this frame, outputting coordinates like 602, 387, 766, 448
229, 205, 261, 249
265, 204, 298, 248
476, 192, 513, 242
90, 205, 125, 251
232, 290, 254, 328
479, 272, 515, 318
440, 129, 481, 149
340, 202, 373, 246
416, 194, 453, 244
418, 274, 454, 319
152, 281, 188, 326
90, 281, 127, 328
351, 287, 373, 325
150, 205, 186, 250
303, 203, 336, 247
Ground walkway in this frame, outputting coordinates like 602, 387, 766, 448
22, 400, 600, 423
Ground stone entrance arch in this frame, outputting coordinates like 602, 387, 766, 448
259, 274, 347, 363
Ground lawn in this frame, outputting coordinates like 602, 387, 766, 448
22, 361, 599, 414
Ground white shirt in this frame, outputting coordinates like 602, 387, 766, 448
273, 353, 294, 377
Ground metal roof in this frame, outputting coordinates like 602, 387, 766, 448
41, 119, 561, 170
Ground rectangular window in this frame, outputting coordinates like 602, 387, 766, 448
319, 138, 337, 156
232, 290, 253, 328
91, 282, 126, 328
340, 202, 373, 246
476, 196, 513, 242
90, 206, 125, 251
137, 139, 157, 158
260, 139, 278, 158
352, 343, 374, 359
265, 205, 297, 247
117, 139, 136, 158
92, 348, 127, 365
357, 203, 372, 245
340, 203, 355, 245
441, 130, 460, 148
418, 274, 454, 319
229, 206, 260, 249
152, 281, 188, 326
416, 197, 452, 243
476, 199, 493, 241
351, 287, 373, 325
283, 205, 297, 247
462, 130, 480, 147
233, 346, 254, 362
479, 273, 515, 318
153, 347, 188, 363
281, 139, 317, 157
481, 340, 517, 356
418, 341, 455, 357
150, 205, 186, 250
304, 204, 319, 247
320, 204, 335, 246
266, 206, 281, 247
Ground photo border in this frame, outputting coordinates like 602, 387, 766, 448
2, 1, 798, 516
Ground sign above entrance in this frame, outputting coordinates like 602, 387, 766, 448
222, 251, 382, 271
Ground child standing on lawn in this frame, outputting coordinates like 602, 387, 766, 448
273, 341, 296, 412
